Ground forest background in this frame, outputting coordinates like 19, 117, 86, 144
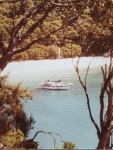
0, 0, 113, 149
1, 0, 113, 62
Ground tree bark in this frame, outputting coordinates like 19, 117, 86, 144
0, 54, 12, 71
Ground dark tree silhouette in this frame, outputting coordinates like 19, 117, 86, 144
0, 0, 84, 70
73, 56, 113, 149
0, 0, 113, 70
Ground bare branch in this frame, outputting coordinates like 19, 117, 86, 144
100, 68, 113, 129
109, 55, 113, 74
28, 130, 62, 148
72, 57, 101, 137
84, 58, 94, 86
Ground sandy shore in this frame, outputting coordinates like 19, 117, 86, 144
1, 57, 110, 75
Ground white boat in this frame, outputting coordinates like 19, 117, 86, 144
41, 79, 73, 90
41, 47, 73, 90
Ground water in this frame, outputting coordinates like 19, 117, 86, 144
2, 57, 110, 149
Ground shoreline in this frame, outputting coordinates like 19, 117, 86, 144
2, 57, 110, 76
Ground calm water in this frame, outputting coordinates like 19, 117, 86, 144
2, 57, 110, 149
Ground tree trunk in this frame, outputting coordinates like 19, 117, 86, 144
97, 126, 111, 149
97, 136, 110, 149
0, 54, 12, 71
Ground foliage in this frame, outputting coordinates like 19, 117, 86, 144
1, 128, 38, 149
13, 43, 81, 61
0, 74, 35, 138
0, 0, 113, 69
63, 141, 76, 150
15, 111, 36, 137
62, 43, 81, 58
1, 129, 25, 148
0, 0, 113, 148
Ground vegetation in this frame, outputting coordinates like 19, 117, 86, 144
63, 141, 76, 150
0, 75, 36, 148
0, 0, 113, 149
1, 129, 25, 148
12, 43, 81, 61
0, 0, 113, 67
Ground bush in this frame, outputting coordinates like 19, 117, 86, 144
1, 129, 25, 148
63, 141, 76, 150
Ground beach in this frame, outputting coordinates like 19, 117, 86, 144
2, 57, 110, 76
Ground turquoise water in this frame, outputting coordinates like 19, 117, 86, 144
3, 57, 110, 149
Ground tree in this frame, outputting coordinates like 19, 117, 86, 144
0, 0, 83, 70
71, 1, 113, 147
73, 55, 113, 149
0, 74, 36, 148
1, 0, 113, 70
0, 0, 113, 149
71, 2, 113, 147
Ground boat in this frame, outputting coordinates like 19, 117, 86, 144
41, 79, 73, 90
41, 47, 73, 90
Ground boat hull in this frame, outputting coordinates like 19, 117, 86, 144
41, 85, 70, 90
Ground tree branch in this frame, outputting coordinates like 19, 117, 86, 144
100, 66, 113, 129
84, 58, 94, 86
19, 3, 55, 44
12, 12, 89, 56
72, 57, 101, 138
28, 130, 62, 148
13, 0, 47, 37
10, 17, 73, 55
82, 22, 98, 55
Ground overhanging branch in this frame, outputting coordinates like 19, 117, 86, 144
11, 16, 76, 55
12, 16, 89, 56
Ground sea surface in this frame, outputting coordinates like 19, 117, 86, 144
2, 57, 110, 149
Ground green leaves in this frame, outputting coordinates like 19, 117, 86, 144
0, 0, 113, 68
63, 141, 76, 150
1, 129, 25, 148
0, 74, 35, 139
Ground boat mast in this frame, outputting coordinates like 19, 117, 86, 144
58, 47, 61, 80
58, 47, 61, 59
